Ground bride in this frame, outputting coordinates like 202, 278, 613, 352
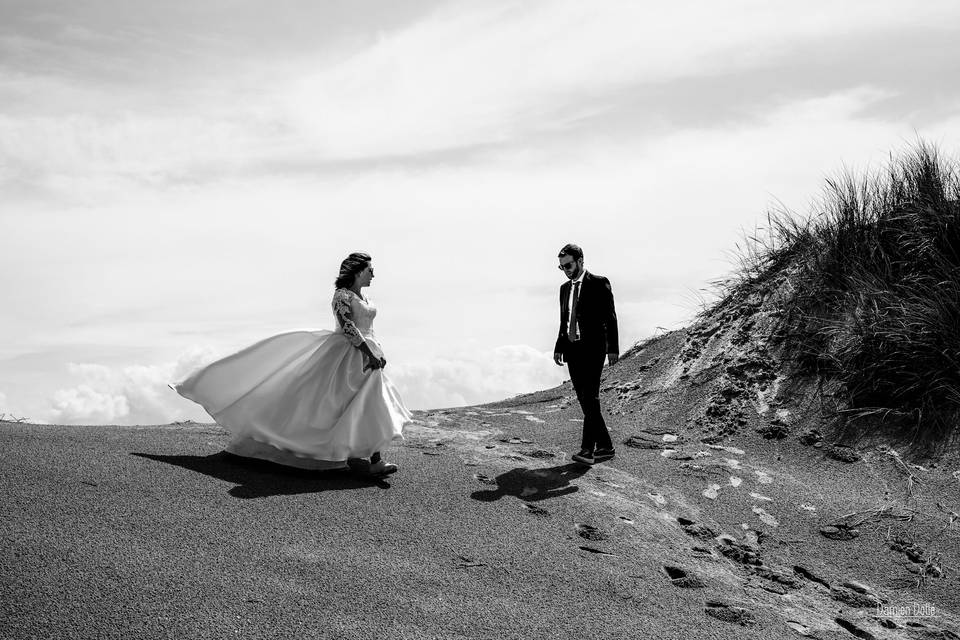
171, 252, 411, 476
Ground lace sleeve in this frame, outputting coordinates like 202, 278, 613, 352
332, 289, 365, 347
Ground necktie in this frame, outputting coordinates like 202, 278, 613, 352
569, 281, 581, 341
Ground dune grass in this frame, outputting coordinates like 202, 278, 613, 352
734, 141, 960, 444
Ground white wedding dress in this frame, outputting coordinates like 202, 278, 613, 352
172, 289, 412, 470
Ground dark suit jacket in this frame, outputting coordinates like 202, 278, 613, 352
554, 271, 619, 357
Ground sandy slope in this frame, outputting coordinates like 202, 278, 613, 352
2, 417, 752, 640
2, 384, 959, 640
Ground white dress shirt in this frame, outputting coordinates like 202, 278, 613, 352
567, 270, 586, 338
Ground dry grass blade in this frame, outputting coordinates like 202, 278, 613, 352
884, 448, 923, 497
936, 502, 958, 527
840, 503, 917, 528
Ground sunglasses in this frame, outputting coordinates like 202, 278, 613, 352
558, 261, 578, 271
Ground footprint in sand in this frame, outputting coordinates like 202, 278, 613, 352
753, 470, 773, 484
579, 546, 616, 556
725, 458, 743, 470
749, 492, 773, 502
752, 506, 779, 527
707, 444, 745, 455
703, 483, 721, 500
704, 600, 755, 625
524, 415, 544, 423
786, 621, 810, 635
474, 473, 497, 485
523, 503, 549, 517
799, 503, 816, 513
647, 492, 667, 506
595, 477, 623, 488
520, 450, 556, 459
575, 523, 609, 541
729, 476, 743, 487
662, 434, 679, 442
663, 565, 705, 589
742, 528, 761, 547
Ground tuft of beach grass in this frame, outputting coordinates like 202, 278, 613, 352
721, 140, 960, 447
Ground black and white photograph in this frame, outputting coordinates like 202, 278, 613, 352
2, 1, 960, 637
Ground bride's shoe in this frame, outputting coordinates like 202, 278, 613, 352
346, 457, 368, 473
368, 460, 398, 476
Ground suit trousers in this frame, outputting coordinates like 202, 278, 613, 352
565, 340, 613, 452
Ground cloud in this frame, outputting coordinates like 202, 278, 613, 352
50, 382, 129, 424
0, 111, 285, 192
388, 344, 567, 409
42, 341, 565, 423
5, 0, 960, 190
47, 346, 219, 425
279, 0, 960, 159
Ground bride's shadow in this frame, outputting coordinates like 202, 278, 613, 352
131, 451, 390, 499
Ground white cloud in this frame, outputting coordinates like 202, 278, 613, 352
47, 346, 219, 425
50, 383, 130, 424
5, 0, 960, 187
280, 0, 960, 159
42, 342, 564, 423
388, 344, 567, 409
0, 111, 282, 191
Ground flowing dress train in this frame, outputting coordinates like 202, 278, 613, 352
172, 288, 412, 470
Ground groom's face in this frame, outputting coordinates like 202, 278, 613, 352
558, 255, 583, 280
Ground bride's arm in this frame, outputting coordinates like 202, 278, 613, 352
332, 290, 383, 369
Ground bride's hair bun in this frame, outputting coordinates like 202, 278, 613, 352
335, 252, 372, 288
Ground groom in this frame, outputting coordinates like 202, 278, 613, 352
553, 244, 619, 465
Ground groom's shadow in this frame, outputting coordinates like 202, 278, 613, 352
131, 451, 390, 499
470, 462, 589, 503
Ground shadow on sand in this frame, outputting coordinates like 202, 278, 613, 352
470, 462, 589, 503
131, 451, 389, 499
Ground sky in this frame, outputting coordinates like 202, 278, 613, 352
2, 0, 960, 425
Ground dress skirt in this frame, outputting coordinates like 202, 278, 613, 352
172, 330, 411, 470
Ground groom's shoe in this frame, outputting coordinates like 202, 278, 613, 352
571, 449, 595, 465
593, 448, 616, 463
368, 460, 398, 476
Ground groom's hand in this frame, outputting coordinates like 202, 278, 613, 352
607, 353, 619, 366
553, 352, 564, 365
